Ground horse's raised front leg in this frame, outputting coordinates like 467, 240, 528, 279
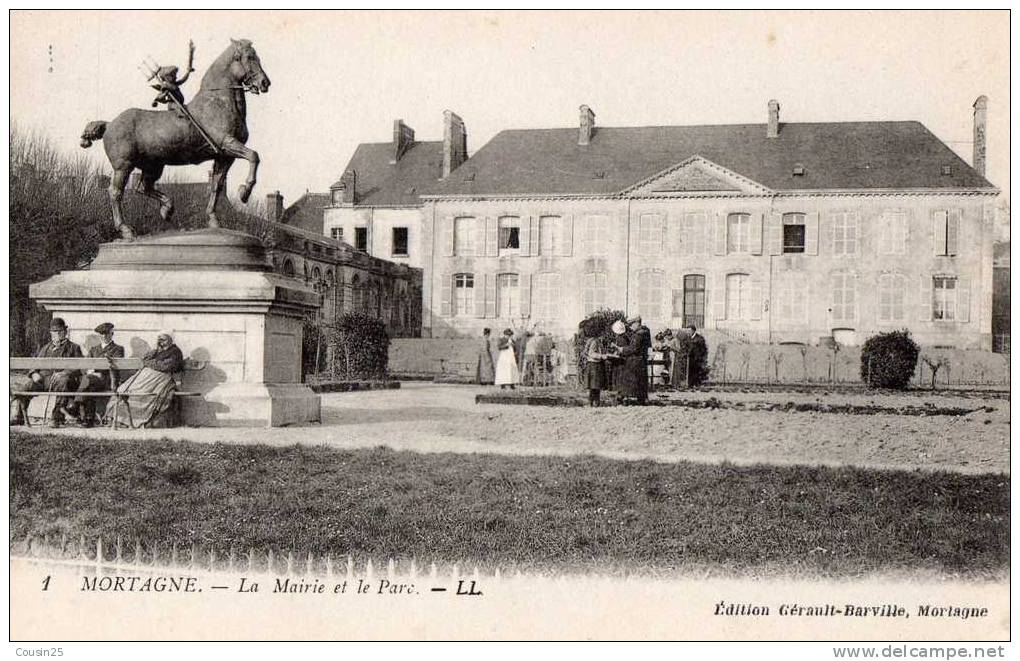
220, 137, 259, 203
108, 168, 135, 240
137, 166, 175, 226
206, 158, 234, 228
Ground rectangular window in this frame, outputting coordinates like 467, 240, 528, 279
775, 277, 806, 323
831, 272, 856, 322
725, 273, 752, 320
355, 227, 368, 252
637, 270, 663, 320
539, 216, 560, 255
933, 209, 962, 256
453, 273, 474, 317
639, 213, 664, 255
878, 274, 906, 322
330, 227, 344, 242
832, 211, 859, 256
581, 272, 607, 313
497, 273, 520, 318
933, 276, 958, 320
879, 210, 907, 255
498, 217, 520, 253
727, 213, 750, 254
682, 212, 708, 255
454, 217, 475, 256
682, 274, 706, 328
532, 273, 560, 322
582, 215, 610, 256
782, 213, 806, 253
392, 227, 409, 257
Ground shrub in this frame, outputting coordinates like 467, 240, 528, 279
329, 312, 390, 380
860, 330, 920, 389
574, 308, 626, 386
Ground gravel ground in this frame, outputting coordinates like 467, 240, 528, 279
21, 382, 1010, 475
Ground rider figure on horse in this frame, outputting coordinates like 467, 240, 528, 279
149, 40, 195, 111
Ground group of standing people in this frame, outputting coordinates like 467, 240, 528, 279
584, 319, 709, 407
9, 318, 185, 428
476, 327, 560, 389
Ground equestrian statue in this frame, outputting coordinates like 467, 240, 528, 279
80, 38, 271, 239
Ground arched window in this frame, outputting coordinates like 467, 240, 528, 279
680, 274, 706, 328
283, 259, 295, 277
581, 271, 607, 314
830, 270, 857, 323
453, 273, 475, 317
725, 273, 752, 320
532, 272, 561, 322
727, 213, 751, 254
878, 273, 906, 323
497, 273, 520, 317
454, 217, 475, 255
637, 269, 664, 321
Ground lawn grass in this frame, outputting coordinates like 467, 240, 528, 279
9, 431, 1009, 577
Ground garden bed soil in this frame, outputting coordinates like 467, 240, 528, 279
307, 380, 401, 393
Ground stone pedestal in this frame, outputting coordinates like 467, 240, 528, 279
30, 229, 322, 427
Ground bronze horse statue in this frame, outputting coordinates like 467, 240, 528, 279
81, 39, 271, 239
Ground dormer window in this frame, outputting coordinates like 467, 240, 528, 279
941, 164, 953, 176
792, 164, 805, 176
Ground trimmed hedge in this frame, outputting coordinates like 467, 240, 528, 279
574, 308, 626, 386
860, 330, 920, 389
330, 312, 390, 380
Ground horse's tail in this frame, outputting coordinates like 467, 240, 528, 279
80, 120, 107, 148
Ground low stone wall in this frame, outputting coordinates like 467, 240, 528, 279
389, 339, 1011, 387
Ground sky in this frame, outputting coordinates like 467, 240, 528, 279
10, 10, 1010, 207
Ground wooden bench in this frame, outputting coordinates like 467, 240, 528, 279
10, 357, 205, 429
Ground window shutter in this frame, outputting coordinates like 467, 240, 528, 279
484, 274, 497, 318
520, 273, 532, 317
713, 273, 727, 320
530, 216, 540, 255
486, 217, 499, 256
805, 212, 819, 255
917, 274, 933, 321
560, 215, 573, 256
668, 215, 683, 256
714, 213, 728, 255
519, 215, 531, 257
442, 216, 455, 257
440, 273, 452, 317
749, 276, 763, 320
474, 275, 486, 318
656, 215, 666, 255
946, 209, 961, 256
957, 275, 970, 322
768, 212, 783, 255
750, 213, 764, 255
932, 211, 947, 256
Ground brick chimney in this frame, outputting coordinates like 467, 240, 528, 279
442, 110, 467, 178
391, 119, 415, 164
266, 191, 284, 222
973, 95, 988, 177
578, 105, 596, 146
767, 99, 780, 138
333, 169, 357, 205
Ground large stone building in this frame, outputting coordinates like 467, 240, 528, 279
323, 111, 468, 269
413, 99, 998, 349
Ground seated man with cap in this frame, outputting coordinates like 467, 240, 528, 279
10, 317, 84, 427
68, 322, 125, 427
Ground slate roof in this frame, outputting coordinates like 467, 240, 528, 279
334, 140, 445, 206
428, 121, 995, 197
281, 192, 330, 233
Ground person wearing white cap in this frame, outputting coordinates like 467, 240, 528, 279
105, 330, 185, 428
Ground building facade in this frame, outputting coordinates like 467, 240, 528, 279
420, 100, 998, 349
322, 111, 467, 270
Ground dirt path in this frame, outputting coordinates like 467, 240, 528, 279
19, 383, 1009, 474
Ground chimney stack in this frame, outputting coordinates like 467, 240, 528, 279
266, 191, 284, 222
442, 110, 468, 179
973, 95, 988, 177
767, 99, 780, 138
391, 119, 415, 164
579, 105, 596, 146
333, 169, 357, 205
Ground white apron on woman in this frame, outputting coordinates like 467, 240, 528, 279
494, 343, 520, 386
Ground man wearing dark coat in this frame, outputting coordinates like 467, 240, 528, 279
10, 317, 84, 426
612, 317, 650, 405
69, 322, 126, 427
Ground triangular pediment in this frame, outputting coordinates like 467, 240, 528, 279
625, 156, 771, 196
